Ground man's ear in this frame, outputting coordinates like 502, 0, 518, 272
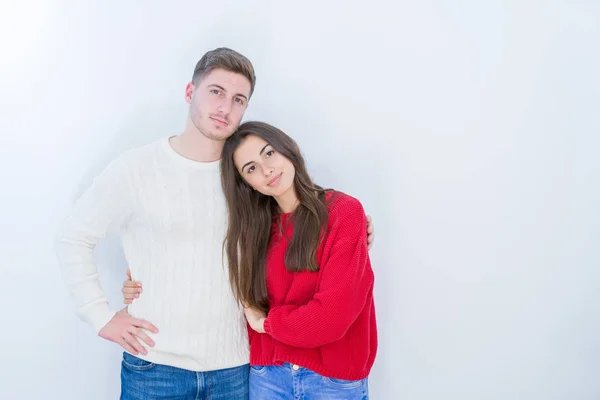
184, 82, 196, 104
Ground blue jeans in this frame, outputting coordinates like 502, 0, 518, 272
120, 352, 249, 399
249, 363, 368, 400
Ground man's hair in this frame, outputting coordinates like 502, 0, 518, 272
192, 47, 256, 98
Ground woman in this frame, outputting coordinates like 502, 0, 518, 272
124, 121, 377, 399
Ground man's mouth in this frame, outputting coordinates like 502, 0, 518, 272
210, 116, 228, 126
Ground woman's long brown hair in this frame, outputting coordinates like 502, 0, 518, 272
221, 121, 329, 313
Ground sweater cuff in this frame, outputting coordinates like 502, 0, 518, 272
263, 317, 273, 335
81, 302, 116, 333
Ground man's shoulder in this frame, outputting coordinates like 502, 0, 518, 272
114, 137, 167, 167
127, 137, 166, 158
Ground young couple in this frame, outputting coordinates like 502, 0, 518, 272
57, 47, 377, 400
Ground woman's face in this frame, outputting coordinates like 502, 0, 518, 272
233, 135, 296, 198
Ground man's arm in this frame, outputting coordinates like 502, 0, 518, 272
56, 154, 157, 355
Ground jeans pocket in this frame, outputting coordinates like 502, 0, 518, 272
250, 365, 267, 375
122, 352, 156, 372
323, 377, 364, 389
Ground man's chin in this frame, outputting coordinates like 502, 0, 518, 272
202, 129, 234, 141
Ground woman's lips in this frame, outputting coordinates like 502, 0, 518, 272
268, 173, 282, 186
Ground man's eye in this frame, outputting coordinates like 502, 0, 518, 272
235, 97, 245, 105
211, 89, 220, 95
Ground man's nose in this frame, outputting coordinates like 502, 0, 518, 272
217, 98, 232, 114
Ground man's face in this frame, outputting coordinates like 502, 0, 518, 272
186, 68, 251, 141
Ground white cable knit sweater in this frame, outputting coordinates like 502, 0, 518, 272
56, 137, 249, 371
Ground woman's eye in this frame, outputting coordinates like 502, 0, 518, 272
248, 165, 256, 173
266, 150, 274, 158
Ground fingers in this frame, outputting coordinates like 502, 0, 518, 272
123, 280, 142, 289
133, 318, 159, 334
123, 293, 138, 303
122, 280, 142, 304
130, 327, 155, 348
366, 214, 374, 251
123, 332, 147, 356
122, 285, 141, 295
118, 338, 138, 355
123, 290, 136, 304
122, 286, 141, 294
126, 269, 131, 279
122, 291, 140, 303
367, 232, 375, 244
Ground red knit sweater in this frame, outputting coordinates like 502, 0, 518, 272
250, 191, 378, 381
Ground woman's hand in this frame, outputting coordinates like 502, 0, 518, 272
122, 269, 142, 304
244, 306, 266, 333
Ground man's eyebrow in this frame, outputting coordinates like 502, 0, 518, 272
207, 84, 248, 101
207, 84, 226, 92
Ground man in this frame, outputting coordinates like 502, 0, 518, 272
57, 47, 374, 399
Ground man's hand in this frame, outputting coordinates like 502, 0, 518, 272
244, 307, 266, 333
98, 307, 159, 355
367, 215, 375, 250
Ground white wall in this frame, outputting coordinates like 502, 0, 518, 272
1, 0, 598, 399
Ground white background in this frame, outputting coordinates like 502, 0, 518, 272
1, 0, 598, 399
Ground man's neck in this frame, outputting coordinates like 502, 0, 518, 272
170, 123, 225, 163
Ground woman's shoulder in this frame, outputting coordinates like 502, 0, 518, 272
325, 191, 366, 221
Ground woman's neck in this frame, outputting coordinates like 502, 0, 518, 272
274, 187, 299, 214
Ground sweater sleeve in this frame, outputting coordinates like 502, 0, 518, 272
55, 155, 133, 332
263, 197, 373, 348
